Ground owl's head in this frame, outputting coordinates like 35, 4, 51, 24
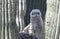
30, 9, 41, 19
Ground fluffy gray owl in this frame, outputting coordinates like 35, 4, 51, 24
22, 9, 43, 39
29, 9, 43, 37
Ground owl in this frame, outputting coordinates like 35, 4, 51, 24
22, 9, 44, 39
30, 9, 43, 36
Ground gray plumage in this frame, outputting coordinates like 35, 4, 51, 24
22, 9, 44, 39
29, 9, 43, 38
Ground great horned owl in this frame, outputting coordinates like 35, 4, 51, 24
22, 9, 44, 39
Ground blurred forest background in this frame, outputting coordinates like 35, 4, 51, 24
0, 0, 60, 39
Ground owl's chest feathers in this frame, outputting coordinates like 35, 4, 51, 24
31, 23, 41, 31
30, 23, 41, 38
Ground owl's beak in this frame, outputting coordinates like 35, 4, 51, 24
35, 14, 38, 17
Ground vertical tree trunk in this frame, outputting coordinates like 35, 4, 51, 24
0, 0, 2, 39
1, 0, 5, 39
1, 0, 19, 39
10, 0, 19, 39
45, 0, 60, 39
19, 0, 26, 32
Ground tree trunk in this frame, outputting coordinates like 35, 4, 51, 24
45, 0, 60, 39
1, 0, 19, 39
18, 0, 26, 32
0, 0, 2, 39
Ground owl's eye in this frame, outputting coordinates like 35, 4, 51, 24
36, 12, 40, 15
32, 12, 35, 15
32, 12, 40, 15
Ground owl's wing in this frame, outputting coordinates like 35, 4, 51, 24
22, 24, 30, 33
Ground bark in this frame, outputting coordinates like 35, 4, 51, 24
45, 0, 60, 39
1, 0, 19, 39
0, 0, 2, 39
19, 0, 26, 32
